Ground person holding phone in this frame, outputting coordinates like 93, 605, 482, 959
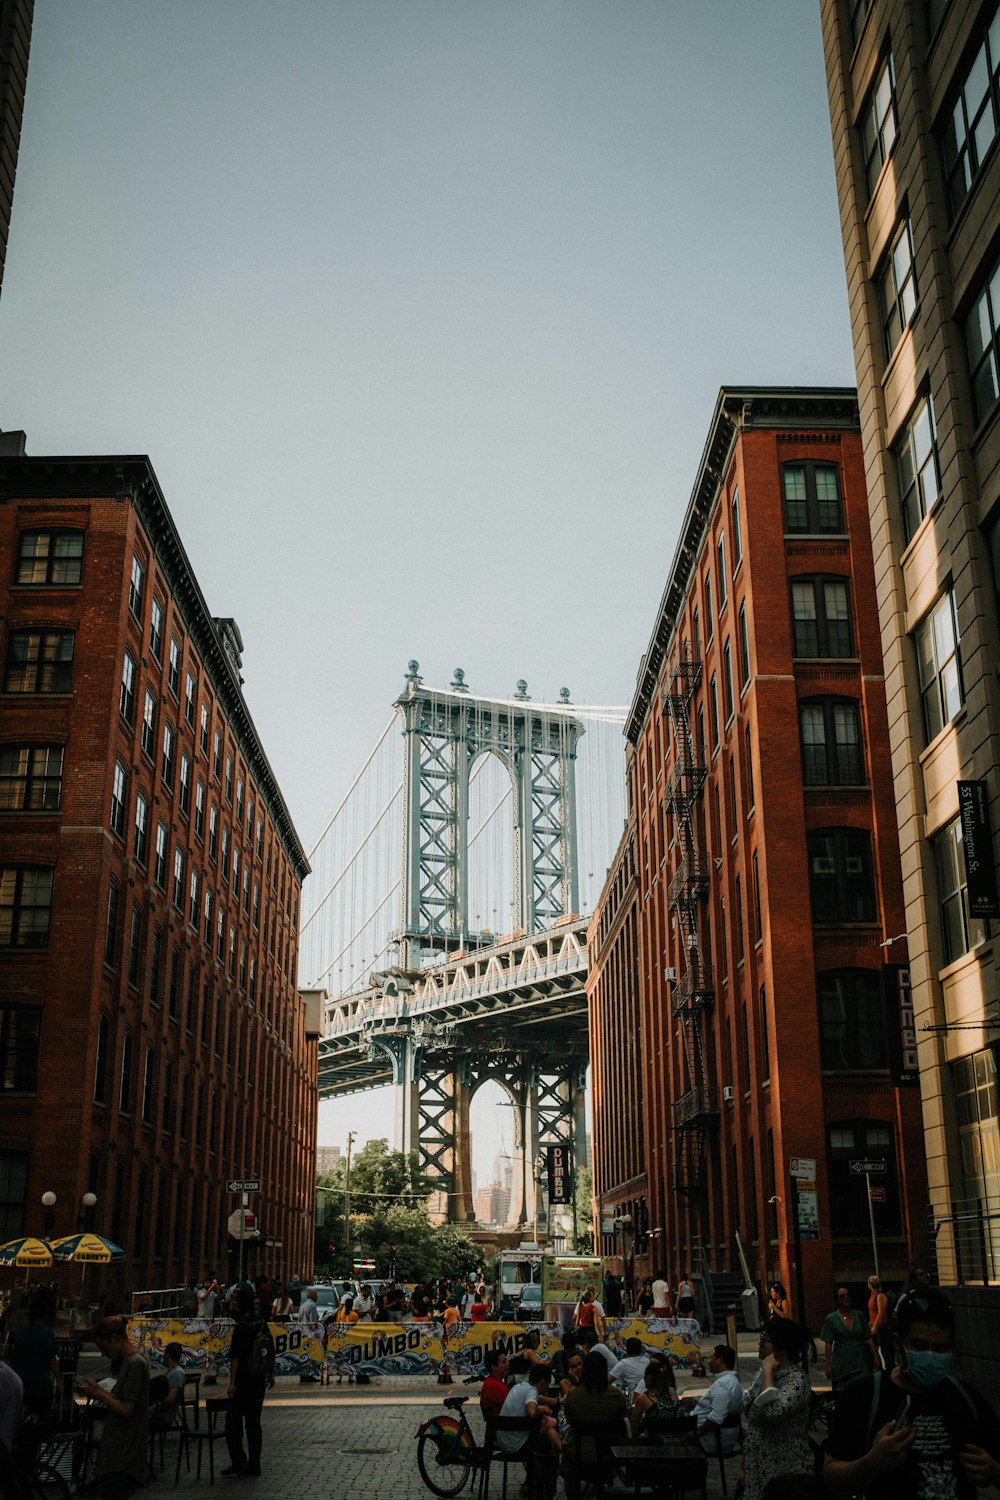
824, 1290, 1000, 1496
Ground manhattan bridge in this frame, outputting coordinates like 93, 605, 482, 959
301, 663, 627, 1229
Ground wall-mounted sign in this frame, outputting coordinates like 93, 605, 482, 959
546, 1144, 573, 1205
884, 966, 919, 1086
958, 780, 1000, 918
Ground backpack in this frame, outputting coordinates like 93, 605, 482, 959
247, 1320, 276, 1379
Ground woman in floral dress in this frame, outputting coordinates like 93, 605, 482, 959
741, 1317, 813, 1499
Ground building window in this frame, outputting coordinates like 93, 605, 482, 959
723, 640, 735, 722
255, 817, 263, 859
141, 689, 156, 758
119, 1031, 134, 1115
717, 532, 728, 607
217, 907, 225, 959
16, 530, 84, 585
220, 826, 229, 883
111, 760, 127, 837
195, 780, 205, 839
731, 488, 743, 567
790, 577, 853, 658
878, 219, 918, 360
851, 0, 871, 46
247, 796, 255, 843
808, 829, 877, 924
896, 392, 941, 541
185, 671, 195, 728
173, 847, 184, 909
914, 591, 963, 743
953, 1050, 1000, 1215
149, 596, 163, 659
745, 728, 755, 811
252, 882, 260, 930
704, 573, 714, 639
127, 907, 142, 988
208, 804, 218, 860
225, 755, 233, 802
752, 850, 763, 941
233, 846, 240, 890
818, 971, 888, 1070
943, 11, 1000, 216
243, 866, 251, 916
861, 54, 898, 197
154, 821, 168, 888
189, 869, 199, 929
142, 1053, 154, 1126
94, 1014, 110, 1104
0, 1004, 42, 1091
965, 250, 1000, 424
828, 1121, 900, 1236
781, 463, 843, 533
162, 1059, 174, 1135
134, 792, 149, 865
710, 674, 720, 748
104, 882, 119, 968
760, 986, 770, 1081
4, 630, 74, 693
168, 638, 180, 697
128, 554, 145, 620
738, 602, 750, 686
935, 815, 991, 964
0, 1152, 28, 1240
179, 754, 191, 816
228, 925, 237, 978
203, 888, 213, 945
119, 652, 136, 724
236, 777, 244, 824
0, 745, 63, 811
149, 928, 163, 1005
161, 724, 174, 790
200, 701, 209, 754
213, 729, 222, 779
239, 940, 247, 990
799, 698, 865, 785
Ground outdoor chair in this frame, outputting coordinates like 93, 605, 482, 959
177, 1394, 229, 1486
564, 1413, 628, 1500
709, 1413, 743, 1496
476, 1413, 541, 1500
181, 1371, 202, 1431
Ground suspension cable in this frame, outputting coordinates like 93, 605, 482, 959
311, 880, 402, 987
306, 713, 397, 859
301, 782, 403, 935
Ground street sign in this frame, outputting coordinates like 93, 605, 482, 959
849, 1159, 886, 1175
789, 1157, 816, 1178
227, 1178, 260, 1193
227, 1209, 258, 1238
870, 1187, 887, 1203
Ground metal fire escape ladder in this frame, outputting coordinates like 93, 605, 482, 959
664, 648, 718, 1198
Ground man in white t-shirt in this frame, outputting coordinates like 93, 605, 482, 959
496, 1365, 559, 1456
352, 1285, 374, 1320
690, 1345, 744, 1455
651, 1271, 671, 1315
298, 1289, 320, 1326
197, 1280, 219, 1319
575, 1327, 617, 1371
460, 1281, 478, 1319
610, 1338, 649, 1399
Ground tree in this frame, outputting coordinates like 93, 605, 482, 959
347, 1139, 434, 1213
574, 1166, 595, 1253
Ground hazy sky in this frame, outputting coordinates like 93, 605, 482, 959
0, 1, 854, 1171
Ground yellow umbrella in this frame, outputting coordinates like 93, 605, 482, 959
0, 1236, 54, 1268
50, 1232, 125, 1264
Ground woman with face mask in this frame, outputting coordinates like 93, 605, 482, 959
823, 1289, 1000, 1497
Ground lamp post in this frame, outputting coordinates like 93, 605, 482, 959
532, 1156, 545, 1245
343, 1132, 357, 1272
41, 1191, 57, 1237
614, 1214, 634, 1305
81, 1192, 97, 1232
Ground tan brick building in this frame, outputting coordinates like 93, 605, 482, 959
589, 387, 927, 1322
821, 0, 1000, 1279
0, 442, 317, 1294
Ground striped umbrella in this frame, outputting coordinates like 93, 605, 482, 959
50, 1232, 125, 1264
0, 1236, 54, 1268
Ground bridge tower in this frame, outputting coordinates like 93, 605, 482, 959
367, 664, 586, 1228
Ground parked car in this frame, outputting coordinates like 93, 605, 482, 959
301, 1281, 359, 1323
515, 1284, 543, 1322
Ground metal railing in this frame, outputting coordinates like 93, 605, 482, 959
918, 1199, 1000, 1286
129, 1286, 187, 1317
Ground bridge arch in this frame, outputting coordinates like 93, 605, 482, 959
467, 749, 517, 944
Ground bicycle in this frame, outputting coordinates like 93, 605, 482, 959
415, 1384, 483, 1496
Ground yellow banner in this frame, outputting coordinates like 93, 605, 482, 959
128, 1315, 703, 1379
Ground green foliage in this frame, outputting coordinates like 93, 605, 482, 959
350, 1205, 479, 1282
574, 1166, 595, 1253
345, 1138, 434, 1213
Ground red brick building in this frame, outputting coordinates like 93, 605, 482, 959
0, 439, 318, 1294
588, 388, 927, 1323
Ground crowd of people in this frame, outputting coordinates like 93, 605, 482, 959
470, 1274, 1000, 1500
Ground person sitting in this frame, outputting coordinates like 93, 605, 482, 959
574, 1325, 617, 1372
559, 1350, 584, 1402
480, 1349, 511, 1418
149, 1343, 186, 1430
497, 1364, 561, 1464
630, 1353, 680, 1438
509, 1329, 552, 1381
610, 1337, 649, 1401
690, 1344, 744, 1455
562, 1352, 627, 1500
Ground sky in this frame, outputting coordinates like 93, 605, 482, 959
0, 1, 855, 1177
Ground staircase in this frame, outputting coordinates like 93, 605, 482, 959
706, 1271, 752, 1333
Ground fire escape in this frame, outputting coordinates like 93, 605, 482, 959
664, 648, 719, 1197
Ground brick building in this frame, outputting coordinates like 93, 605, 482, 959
588, 387, 927, 1321
820, 0, 1000, 1285
0, 442, 317, 1293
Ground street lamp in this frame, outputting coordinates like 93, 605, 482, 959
532, 1156, 545, 1244
41, 1191, 57, 1236
81, 1192, 97, 1231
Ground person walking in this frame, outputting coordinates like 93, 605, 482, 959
270, 1286, 294, 1321
867, 1275, 893, 1371
223, 1287, 275, 1478
651, 1270, 673, 1318
820, 1288, 876, 1401
676, 1273, 696, 1319
636, 1277, 654, 1317
80, 1316, 150, 1500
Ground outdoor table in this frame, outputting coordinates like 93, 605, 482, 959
610, 1443, 708, 1498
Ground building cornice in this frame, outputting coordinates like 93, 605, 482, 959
0, 453, 310, 879
625, 386, 859, 744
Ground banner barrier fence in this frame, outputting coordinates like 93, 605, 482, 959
128, 1317, 703, 1380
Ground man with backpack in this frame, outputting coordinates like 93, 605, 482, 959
223, 1287, 275, 1477
824, 1289, 1000, 1496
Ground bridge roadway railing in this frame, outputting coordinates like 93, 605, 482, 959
325, 949, 587, 1040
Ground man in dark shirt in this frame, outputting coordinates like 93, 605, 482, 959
824, 1289, 1000, 1498
224, 1288, 274, 1477
480, 1350, 511, 1418
10, 1299, 59, 1415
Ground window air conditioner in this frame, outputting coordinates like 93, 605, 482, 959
722, 1085, 735, 1102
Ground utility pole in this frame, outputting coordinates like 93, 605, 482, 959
343, 1131, 356, 1271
